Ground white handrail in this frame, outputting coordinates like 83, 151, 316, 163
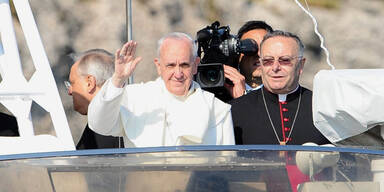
0, 0, 75, 155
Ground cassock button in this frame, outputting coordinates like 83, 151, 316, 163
286, 137, 292, 142
284, 127, 290, 131
282, 108, 288, 112
283, 118, 289, 122
281, 101, 287, 105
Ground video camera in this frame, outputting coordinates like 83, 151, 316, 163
195, 21, 258, 100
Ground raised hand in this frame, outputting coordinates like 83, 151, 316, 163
223, 65, 246, 99
112, 41, 142, 88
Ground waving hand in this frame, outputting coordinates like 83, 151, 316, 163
112, 41, 142, 88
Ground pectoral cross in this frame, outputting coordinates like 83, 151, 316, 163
279, 141, 286, 158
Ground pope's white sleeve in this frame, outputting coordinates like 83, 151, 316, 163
221, 110, 235, 145
211, 96, 235, 145
88, 79, 125, 136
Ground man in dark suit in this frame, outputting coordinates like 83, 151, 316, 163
230, 30, 330, 192
230, 30, 329, 145
67, 49, 123, 149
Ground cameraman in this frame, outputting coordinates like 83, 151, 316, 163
237, 20, 273, 92
223, 21, 273, 99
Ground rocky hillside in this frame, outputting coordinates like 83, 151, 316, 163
2, 0, 383, 144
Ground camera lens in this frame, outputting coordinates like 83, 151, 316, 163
200, 68, 221, 86
207, 69, 219, 82
196, 63, 224, 88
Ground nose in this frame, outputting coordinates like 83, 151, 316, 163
174, 66, 184, 79
271, 59, 281, 72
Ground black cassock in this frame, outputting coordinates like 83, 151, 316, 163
76, 124, 123, 150
230, 86, 330, 145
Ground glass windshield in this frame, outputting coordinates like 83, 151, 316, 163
0, 145, 382, 192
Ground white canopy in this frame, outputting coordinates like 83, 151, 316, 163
313, 69, 384, 143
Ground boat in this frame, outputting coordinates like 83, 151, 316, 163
1, 0, 383, 191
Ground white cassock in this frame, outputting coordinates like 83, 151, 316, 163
88, 77, 235, 147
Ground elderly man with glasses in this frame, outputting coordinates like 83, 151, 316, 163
230, 30, 331, 192
67, 49, 123, 149
230, 30, 329, 146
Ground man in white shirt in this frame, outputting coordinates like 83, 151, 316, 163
88, 32, 235, 147
67, 49, 123, 149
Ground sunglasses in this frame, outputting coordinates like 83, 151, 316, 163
260, 55, 302, 66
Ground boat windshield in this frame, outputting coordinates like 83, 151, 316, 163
0, 145, 382, 192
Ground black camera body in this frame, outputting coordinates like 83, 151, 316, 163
195, 21, 258, 101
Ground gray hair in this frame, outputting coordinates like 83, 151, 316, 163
260, 30, 305, 57
156, 32, 198, 60
75, 49, 114, 87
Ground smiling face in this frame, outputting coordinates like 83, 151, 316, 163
260, 36, 305, 94
154, 38, 199, 96
238, 29, 268, 88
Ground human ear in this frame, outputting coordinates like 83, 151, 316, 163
87, 75, 97, 93
154, 58, 162, 76
192, 57, 200, 75
299, 58, 306, 75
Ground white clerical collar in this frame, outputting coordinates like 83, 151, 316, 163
278, 86, 299, 102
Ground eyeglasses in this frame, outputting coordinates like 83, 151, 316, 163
260, 55, 302, 66
64, 81, 71, 90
